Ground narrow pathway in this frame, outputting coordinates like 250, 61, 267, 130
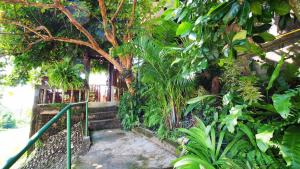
73, 129, 176, 169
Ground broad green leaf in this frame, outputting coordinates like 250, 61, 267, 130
239, 123, 256, 146
224, 105, 244, 133
173, 155, 215, 169
171, 58, 182, 66
187, 95, 214, 104
163, 8, 175, 20
223, 92, 233, 106
174, 0, 180, 8
178, 8, 188, 22
272, 0, 291, 15
208, 1, 234, 21
272, 94, 292, 119
239, 1, 250, 25
176, 22, 192, 36
250, 1, 262, 15
223, 2, 241, 24
280, 126, 300, 168
232, 30, 247, 42
255, 126, 274, 152
267, 55, 285, 91
258, 32, 276, 42
184, 102, 200, 116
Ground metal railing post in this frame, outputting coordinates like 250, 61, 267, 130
66, 109, 71, 169
85, 101, 88, 136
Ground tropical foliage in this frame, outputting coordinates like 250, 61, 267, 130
1, 0, 300, 168
117, 0, 300, 168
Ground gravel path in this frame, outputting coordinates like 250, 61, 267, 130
73, 129, 176, 169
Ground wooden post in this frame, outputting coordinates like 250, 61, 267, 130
42, 89, 47, 104
61, 91, 64, 103
52, 89, 56, 103
107, 63, 113, 102
70, 90, 74, 103
79, 90, 81, 102
83, 52, 91, 102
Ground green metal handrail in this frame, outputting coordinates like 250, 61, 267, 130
1, 101, 89, 169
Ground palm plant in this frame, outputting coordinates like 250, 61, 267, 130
47, 58, 84, 103
135, 35, 195, 129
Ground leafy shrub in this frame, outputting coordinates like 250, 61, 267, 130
117, 92, 140, 130
173, 118, 282, 169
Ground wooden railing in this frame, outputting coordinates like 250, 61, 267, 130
37, 84, 119, 104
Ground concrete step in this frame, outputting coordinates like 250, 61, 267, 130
88, 106, 118, 113
89, 118, 121, 130
88, 111, 117, 120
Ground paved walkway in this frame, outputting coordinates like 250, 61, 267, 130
73, 129, 176, 169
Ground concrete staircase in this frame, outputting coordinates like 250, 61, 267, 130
88, 104, 121, 131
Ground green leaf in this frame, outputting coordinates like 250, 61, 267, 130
173, 155, 215, 169
267, 55, 285, 91
239, 1, 250, 25
271, 0, 291, 15
207, 1, 234, 21
171, 58, 182, 66
258, 32, 276, 42
176, 22, 192, 36
223, 2, 241, 24
255, 126, 274, 152
223, 92, 233, 106
178, 8, 188, 22
187, 95, 214, 104
250, 1, 262, 15
232, 30, 247, 42
224, 105, 244, 133
239, 123, 256, 146
272, 94, 292, 119
280, 126, 300, 168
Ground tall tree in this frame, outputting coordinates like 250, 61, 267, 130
0, 0, 161, 92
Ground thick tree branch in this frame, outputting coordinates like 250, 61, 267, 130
240, 28, 300, 58
98, 0, 118, 47
111, 0, 126, 22
123, 0, 137, 43
0, 20, 47, 39
128, 0, 137, 30
1, 0, 125, 72
35, 26, 52, 37
55, 3, 99, 47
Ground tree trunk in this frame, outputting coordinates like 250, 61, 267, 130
28, 85, 40, 154
125, 76, 134, 94
289, 0, 300, 21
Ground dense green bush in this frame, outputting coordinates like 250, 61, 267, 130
117, 92, 140, 130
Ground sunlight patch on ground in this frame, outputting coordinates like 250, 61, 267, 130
0, 127, 30, 168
